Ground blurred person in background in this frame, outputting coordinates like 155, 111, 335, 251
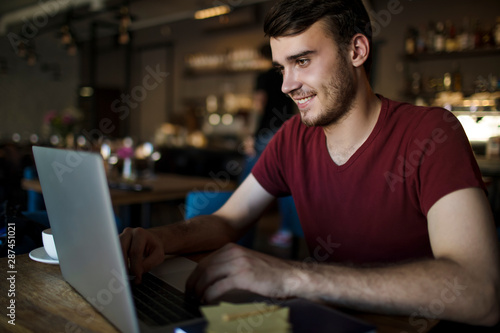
241, 43, 298, 248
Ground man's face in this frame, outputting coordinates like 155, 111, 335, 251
270, 20, 356, 127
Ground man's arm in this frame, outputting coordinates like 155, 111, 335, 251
301, 187, 499, 325
187, 187, 500, 326
119, 174, 275, 283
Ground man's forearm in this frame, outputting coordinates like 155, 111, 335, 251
287, 258, 499, 326
151, 215, 241, 255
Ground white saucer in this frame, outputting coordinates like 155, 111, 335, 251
29, 247, 59, 265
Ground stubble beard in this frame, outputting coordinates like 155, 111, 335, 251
301, 55, 356, 128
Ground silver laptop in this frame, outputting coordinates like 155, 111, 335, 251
32, 146, 203, 333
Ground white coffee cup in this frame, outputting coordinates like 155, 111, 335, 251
42, 228, 58, 260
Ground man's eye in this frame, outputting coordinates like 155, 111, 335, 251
297, 59, 309, 66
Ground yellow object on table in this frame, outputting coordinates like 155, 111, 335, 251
201, 302, 291, 333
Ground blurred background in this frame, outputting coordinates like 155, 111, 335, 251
0, 0, 499, 216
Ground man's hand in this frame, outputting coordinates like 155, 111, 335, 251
186, 243, 299, 303
119, 227, 165, 284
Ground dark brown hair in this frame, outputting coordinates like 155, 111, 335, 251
264, 0, 373, 75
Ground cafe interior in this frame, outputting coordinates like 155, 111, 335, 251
1, 0, 500, 257
0, 0, 500, 330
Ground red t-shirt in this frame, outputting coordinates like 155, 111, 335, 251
252, 96, 485, 265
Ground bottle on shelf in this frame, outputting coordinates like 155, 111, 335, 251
416, 25, 427, 54
405, 27, 417, 55
488, 74, 498, 93
406, 17, 500, 55
457, 17, 473, 51
443, 72, 452, 91
426, 21, 436, 53
410, 72, 422, 96
481, 23, 494, 48
494, 16, 500, 47
445, 20, 458, 52
434, 21, 446, 52
452, 64, 462, 92
473, 18, 482, 49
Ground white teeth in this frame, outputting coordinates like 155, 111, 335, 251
297, 96, 312, 104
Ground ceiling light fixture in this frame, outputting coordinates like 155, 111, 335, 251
119, 6, 131, 29
26, 51, 37, 66
17, 41, 27, 58
118, 6, 131, 45
67, 42, 78, 56
194, 5, 231, 20
60, 25, 72, 45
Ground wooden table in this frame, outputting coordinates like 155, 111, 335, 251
0, 254, 438, 333
22, 173, 236, 206
21, 173, 236, 228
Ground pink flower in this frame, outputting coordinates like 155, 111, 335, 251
44, 110, 57, 124
62, 114, 75, 125
117, 146, 134, 159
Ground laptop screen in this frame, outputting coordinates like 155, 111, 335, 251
33, 146, 140, 333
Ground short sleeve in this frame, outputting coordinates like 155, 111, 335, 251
252, 121, 292, 197
409, 108, 485, 215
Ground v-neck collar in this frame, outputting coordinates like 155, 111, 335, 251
321, 95, 388, 172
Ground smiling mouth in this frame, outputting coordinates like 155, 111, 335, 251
294, 95, 315, 107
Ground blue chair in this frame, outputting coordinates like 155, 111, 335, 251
184, 191, 255, 248
279, 196, 303, 238
277, 196, 304, 259
185, 191, 233, 220
24, 166, 44, 212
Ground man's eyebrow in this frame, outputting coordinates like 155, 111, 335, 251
272, 50, 317, 68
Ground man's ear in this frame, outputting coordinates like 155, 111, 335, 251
350, 34, 370, 68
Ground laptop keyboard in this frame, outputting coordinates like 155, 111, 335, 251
131, 273, 201, 326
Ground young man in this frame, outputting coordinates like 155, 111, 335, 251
120, 0, 499, 326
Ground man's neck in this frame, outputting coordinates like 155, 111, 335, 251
323, 87, 381, 166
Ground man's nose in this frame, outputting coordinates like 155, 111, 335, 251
281, 69, 302, 95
